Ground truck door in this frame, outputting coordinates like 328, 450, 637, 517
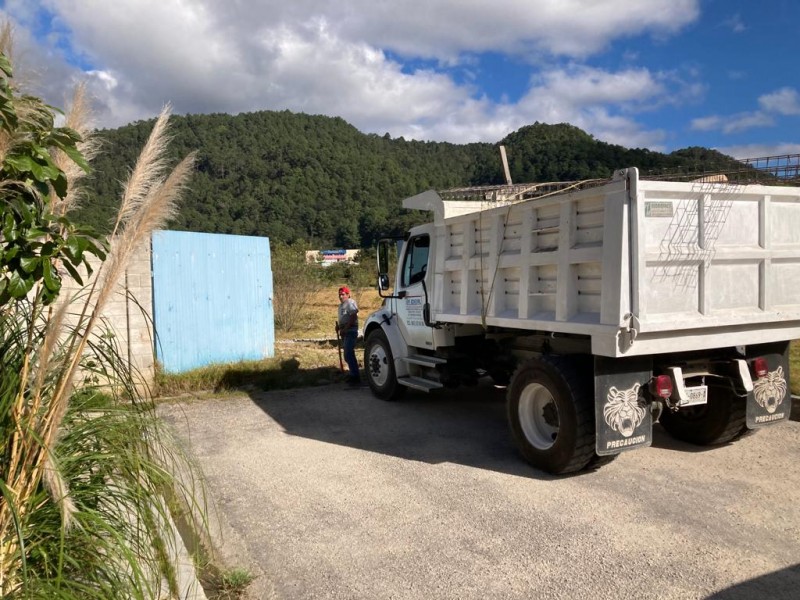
397, 233, 434, 349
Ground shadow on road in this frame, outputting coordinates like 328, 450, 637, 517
650, 399, 799, 453
705, 563, 800, 599
243, 380, 563, 480
649, 424, 720, 454
237, 378, 798, 479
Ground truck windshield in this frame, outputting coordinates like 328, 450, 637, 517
402, 235, 430, 287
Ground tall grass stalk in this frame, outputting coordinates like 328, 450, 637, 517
0, 80, 203, 598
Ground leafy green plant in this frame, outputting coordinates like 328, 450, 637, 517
0, 34, 204, 599
0, 53, 105, 306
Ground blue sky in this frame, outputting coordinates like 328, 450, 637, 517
2, 0, 799, 158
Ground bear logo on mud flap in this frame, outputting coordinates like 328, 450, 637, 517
753, 366, 787, 414
603, 383, 647, 438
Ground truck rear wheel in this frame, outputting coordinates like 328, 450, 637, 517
658, 385, 746, 445
507, 355, 595, 475
364, 329, 406, 401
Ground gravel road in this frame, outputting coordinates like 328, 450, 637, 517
159, 384, 800, 600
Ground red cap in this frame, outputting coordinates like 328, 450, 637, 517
338, 286, 350, 295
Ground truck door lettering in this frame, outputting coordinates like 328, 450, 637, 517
405, 297, 425, 327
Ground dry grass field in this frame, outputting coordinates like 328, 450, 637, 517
271, 285, 385, 375
277, 285, 384, 341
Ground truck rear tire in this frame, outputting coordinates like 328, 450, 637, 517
507, 355, 595, 475
364, 329, 406, 401
658, 385, 746, 445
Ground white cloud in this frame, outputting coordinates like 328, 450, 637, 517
331, 0, 700, 60
83, 69, 155, 128
691, 110, 775, 134
579, 108, 667, 150
692, 86, 800, 139
33, 0, 700, 65
723, 14, 746, 33
690, 115, 722, 131
1, 0, 701, 147
531, 66, 664, 108
717, 143, 800, 160
720, 112, 775, 134
759, 87, 800, 115
510, 66, 670, 148
257, 24, 478, 135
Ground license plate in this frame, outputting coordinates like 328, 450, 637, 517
681, 385, 708, 407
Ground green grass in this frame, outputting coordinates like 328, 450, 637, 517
154, 341, 349, 397
210, 568, 255, 600
790, 341, 800, 395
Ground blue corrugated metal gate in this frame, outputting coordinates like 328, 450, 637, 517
151, 230, 274, 373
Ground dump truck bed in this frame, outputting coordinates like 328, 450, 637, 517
403, 168, 800, 357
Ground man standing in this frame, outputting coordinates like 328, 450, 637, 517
336, 286, 360, 386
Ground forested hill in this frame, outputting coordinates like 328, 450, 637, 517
77, 111, 741, 248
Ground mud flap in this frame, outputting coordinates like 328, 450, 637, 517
746, 341, 792, 429
594, 356, 653, 456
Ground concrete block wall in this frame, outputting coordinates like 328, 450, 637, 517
59, 240, 155, 392
117, 241, 155, 386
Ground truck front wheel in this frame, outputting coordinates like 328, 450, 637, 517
364, 329, 406, 401
658, 385, 746, 445
507, 356, 595, 475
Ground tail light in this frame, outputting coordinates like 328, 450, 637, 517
650, 374, 673, 399
752, 357, 768, 378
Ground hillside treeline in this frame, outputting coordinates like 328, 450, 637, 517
77, 112, 742, 248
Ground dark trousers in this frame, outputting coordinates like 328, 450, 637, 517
342, 330, 360, 380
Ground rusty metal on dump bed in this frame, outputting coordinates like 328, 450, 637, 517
438, 178, 610, 203
643, 153, 800, 185
439, 154, 800, 206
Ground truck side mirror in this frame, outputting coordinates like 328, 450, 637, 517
376, 239, 394, 298
377, 239, 391, 275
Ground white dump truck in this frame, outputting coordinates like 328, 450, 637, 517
362, 167, 798, 474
